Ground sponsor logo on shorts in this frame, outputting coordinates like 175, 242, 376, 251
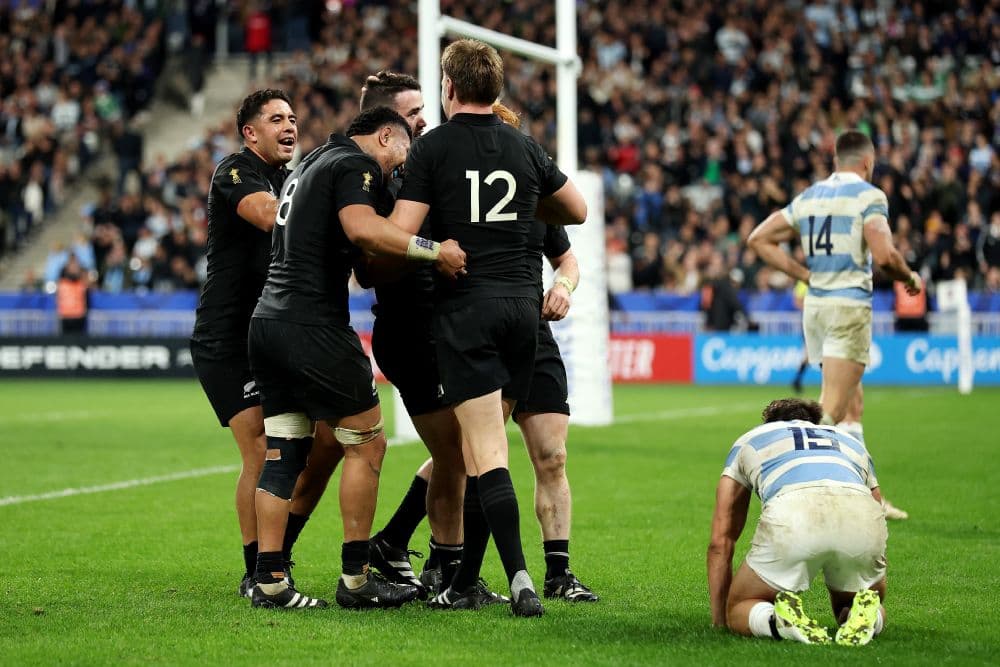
243, 380, 259, 399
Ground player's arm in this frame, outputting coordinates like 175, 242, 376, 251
235, 191, 280, 232
747, 210, 811, 284
536, 181, 587, 226
542, 248, 579, 321
340, 204, 466, 279
707, 476, 751, 627
353, 254, 413, 289
387, 199, 431, 235
863, 215, 921, 295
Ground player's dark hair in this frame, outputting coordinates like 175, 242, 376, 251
360, 71, 421, 111
441, 39, 504, 105
346, 106, 413, 140
835, 130, 874, 166
236, 89, 292, 140
762, 398, 823, 424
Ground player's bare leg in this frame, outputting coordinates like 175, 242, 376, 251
446, 391, 541, 616
830, 580, 887, 645
727, 562, 828, 643
413, 410, 464, 547
330, 405, 419, 609
251, 412, 327, 608
518, 411, 598, 602
817, 356, 865, 424
279, 423, 344, 583
371, 408, 464, 594
227, 405, 266, 594
835, 385, 908, 520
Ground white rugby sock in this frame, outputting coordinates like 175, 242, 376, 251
838, 421, 865, 444
748, 601, 777, 638
820, 413, 836, 426
341, 572, 368, 589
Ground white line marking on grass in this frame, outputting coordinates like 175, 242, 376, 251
614, 401, 762, 424
388, 402, 763, 444
0, 464, 239, 507
0, 410, 114, 424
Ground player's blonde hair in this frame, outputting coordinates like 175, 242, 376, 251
441, 39, 504, 105
492, 102, 521, 129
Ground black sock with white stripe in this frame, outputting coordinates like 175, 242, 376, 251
428, 538, 462, 570
543, 539, 570, 579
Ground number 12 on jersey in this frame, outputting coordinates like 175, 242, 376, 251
466, 170, 517, 223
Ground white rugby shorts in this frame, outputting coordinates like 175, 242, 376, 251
803, 301, 872, 366
746, 486, 887, 593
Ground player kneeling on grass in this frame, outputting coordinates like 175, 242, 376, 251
707, 398, 888, 646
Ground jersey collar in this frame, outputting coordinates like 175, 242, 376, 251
449, 112, 502, 126
830, 171, 864, 183
241, 146, 287, 179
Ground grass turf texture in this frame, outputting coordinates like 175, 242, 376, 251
1, 380, 998, 666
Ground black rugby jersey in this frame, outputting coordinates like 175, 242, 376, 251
370, 176, 435, 319
253, 134, 381, 326
527, 222, 572, 287
192, 147, 287, 344
397, 112, 567, 308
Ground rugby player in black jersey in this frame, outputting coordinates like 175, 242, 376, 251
388, 40, 587, 617
355, 72, 467, 598
190, 89, 333, 598
363, 101, 598, 604
246, 106, 465, 610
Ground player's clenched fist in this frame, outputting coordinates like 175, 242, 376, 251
435, 239, 467, 279
542, 283, 571, 321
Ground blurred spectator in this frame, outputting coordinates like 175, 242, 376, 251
244, 4, 273, 81
25, 0, 999, 302
56, 253, 90, 334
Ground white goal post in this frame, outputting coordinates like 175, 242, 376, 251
392, 0, 612, 441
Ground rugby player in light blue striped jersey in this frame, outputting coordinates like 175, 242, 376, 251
747, 130, 921, 520
707, 398, 888, 646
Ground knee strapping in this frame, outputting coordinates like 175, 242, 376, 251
334, 417, 384, 446
264, 412, 314, 439
257, 434, 313, 500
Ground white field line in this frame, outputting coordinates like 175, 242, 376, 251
0, 410, 114, 423
389, 401, 764, 445
1, 392, 942, 505
0, 464, 239, 508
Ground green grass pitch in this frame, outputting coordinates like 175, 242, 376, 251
1, 380, 998, 665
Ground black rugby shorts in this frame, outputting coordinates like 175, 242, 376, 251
372, 313, 447, 417
248, 318, 379, 422
190, 338, 259, 427
513, 321, 570, 420
434, 296, 539, 405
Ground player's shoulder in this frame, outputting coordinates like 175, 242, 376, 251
733, 420, 786, 448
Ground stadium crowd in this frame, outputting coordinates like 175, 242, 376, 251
29, 0, 1000, 299
0, 1, 166, 263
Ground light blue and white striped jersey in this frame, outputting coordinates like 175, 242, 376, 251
782, 172, 889, 306
722, 420, 878, 504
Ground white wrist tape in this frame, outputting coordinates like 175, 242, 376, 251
406, 235, 440, 262
555, 276, 576, 293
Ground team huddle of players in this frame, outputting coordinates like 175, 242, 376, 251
193, 37, 913, 642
